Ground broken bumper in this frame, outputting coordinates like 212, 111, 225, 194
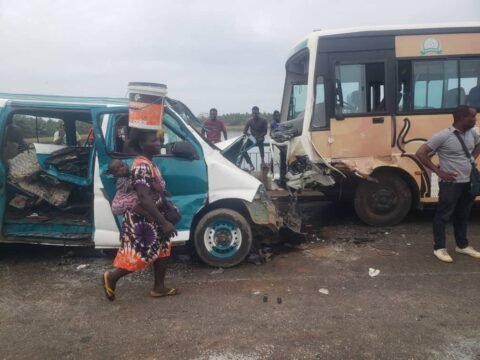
243, 185, 282, 232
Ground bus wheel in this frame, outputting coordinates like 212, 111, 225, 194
194, 208, 253, 268
354, 173, 412, 226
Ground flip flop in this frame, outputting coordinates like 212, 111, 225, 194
102, 272, 115, 301
150, 287, 180, 298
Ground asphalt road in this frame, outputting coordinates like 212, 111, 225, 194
1, 207, 480, 359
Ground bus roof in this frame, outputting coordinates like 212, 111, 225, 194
311, 22, 480, 39
290, 22, 480, 55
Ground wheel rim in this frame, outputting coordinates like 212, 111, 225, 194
204, 219, 242, 258
368, 186, 398, 213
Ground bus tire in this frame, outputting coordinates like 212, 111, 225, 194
194, 208, 252, 268
354, 173, 412, 226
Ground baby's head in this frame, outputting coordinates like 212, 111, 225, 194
108, 159, 129, 177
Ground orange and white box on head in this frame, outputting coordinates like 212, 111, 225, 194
128, 82, 167, 130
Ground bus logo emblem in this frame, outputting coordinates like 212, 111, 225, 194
421, 37, 442, 55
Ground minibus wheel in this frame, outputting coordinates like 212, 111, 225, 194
194, 208, 253, 268
354, 173, 411, 226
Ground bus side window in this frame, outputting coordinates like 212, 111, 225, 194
462, 58, 480, 109
335, 63, 385, 116
397, 58, 480, 112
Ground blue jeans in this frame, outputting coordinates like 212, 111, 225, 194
433, 182, 475, 250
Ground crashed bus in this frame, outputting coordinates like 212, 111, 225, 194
0, 93, 281, 267
270, 23, 480, 226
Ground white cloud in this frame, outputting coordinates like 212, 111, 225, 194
0, 0, 479, 114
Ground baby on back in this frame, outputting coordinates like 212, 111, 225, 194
108, 159, 180, 225
108, 159, 155, 221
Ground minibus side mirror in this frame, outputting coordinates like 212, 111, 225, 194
171, 141, 198, 160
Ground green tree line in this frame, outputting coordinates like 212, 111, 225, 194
199, 112, 273, 126
12, 115, 91, 139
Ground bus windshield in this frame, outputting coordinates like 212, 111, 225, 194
285, 49, 309, 121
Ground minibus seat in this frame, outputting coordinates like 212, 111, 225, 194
445, 87, 466, 108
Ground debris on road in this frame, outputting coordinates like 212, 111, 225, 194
247, 246, 274, 265
209, 267, 224, 275
352, 237, 374, 245
368, 268, 380, 277
370, 245, 399, 256
277, 297, 282, 304
253, 291, 261, 295
76, 264, 89, 270
291, 243, 310, 250
318, 288, 329, 295
263, 295, 268, 303
247, 253, 262, 265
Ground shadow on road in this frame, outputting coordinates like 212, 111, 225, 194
1, 203, 480, 266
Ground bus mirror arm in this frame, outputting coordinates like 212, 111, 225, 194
335, 114, 345, 121
334, 80, 345, 121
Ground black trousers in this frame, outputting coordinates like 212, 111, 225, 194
256, 138, 265, 163
433, 182, 475, 250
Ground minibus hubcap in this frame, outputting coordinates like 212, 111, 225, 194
204, 219, 242, 258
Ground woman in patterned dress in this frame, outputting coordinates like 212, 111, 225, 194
102, 128, 179, 300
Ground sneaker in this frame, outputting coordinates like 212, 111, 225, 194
455, 246, 480, 258
248, 165, 255, 172
433, 248, 453, 263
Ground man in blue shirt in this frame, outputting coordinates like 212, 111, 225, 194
270, 110, 280, 132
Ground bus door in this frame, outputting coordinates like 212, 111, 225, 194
328, 50, 395, 159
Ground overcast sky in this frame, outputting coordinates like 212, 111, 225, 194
0, 0, 479, 115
